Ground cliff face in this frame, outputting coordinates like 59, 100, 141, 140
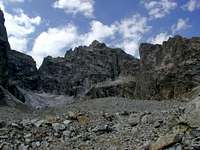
0, 35, 9, 87
136, 35, 200, 100
7, 50, 38, 90
38, 40, 139, 97
1, 16, 200, 103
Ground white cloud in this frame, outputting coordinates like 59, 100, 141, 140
143, 0, 177, 19
31, 14, 151, 67
117, 14, 151, 55
30, 24, 78, 67
53, 0, 94, 18
182, 0, 200, 12
8, 36, 28, 51
0, 0, 24, 3
149, 32, 172, 44
81, 20, 117, 45
171, 18, 191, 34
1, 3, 42, 52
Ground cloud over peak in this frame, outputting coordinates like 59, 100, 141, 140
171, 18, 191, 34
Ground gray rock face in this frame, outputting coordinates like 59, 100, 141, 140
0, 85, 25, 107
7, 50, 38, 90
0, 33, 9, 87
136, 36, 200, 100
85, 77, 136, 99
38, 41, 139, 96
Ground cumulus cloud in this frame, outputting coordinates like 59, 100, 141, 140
31, 14, 151, 67
149, 32, 172, 44
5, 10, 41, 52
53, 0, 94, 18
81, 20, 117, 45
0, 2, 41, 52
171, 18, 191, 34
143, 0, 177, 19
182, 0, 200, 12
0, 0, 24, 3
30, 24, 78, 66
116, 14, 151, 55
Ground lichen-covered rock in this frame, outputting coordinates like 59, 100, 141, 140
136, 36, 200, 100
38, 41, 139, 97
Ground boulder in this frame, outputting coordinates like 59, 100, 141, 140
149, 134, 182, 150
136, 36, 200, 100
184, 86, 200, 127
38, 41, 139, 97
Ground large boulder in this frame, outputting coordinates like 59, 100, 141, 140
136, 36, 200, 100
7, 50, 38, 90
38, 41, 139, 97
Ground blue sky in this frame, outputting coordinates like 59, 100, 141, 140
1, 0, 200, 67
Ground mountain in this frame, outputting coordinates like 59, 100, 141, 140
38, 40, 139, 98
136, 35, 200, 100
1, 19, 200, 150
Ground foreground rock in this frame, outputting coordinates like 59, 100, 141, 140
1, 97, 200, 150
136, 36, 200, 100
0, 98, 186, 150
38, 40, 139, 97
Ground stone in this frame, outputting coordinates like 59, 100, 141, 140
52, 123, 66, 132
128, 113, 141, 126
32, 119, 45, 127
0, 120, 6, 128
63, 120, 71, 127
149, 134, 182, 150
77, 115, 90, 125
165, 144, 182, 150
184, 94, 200, 127
92, 123, 113, 135
63, 130, 71, 138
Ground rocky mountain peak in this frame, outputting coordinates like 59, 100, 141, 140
89, 40, 107, 49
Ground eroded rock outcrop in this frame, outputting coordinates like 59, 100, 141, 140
38, 41, 139, 97
0, 29, 9, 87
136, 36, 200, 100
7, 50, 38, 90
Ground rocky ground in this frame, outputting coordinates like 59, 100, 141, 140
1, 97, 199, 150
1, 22, 200, 149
